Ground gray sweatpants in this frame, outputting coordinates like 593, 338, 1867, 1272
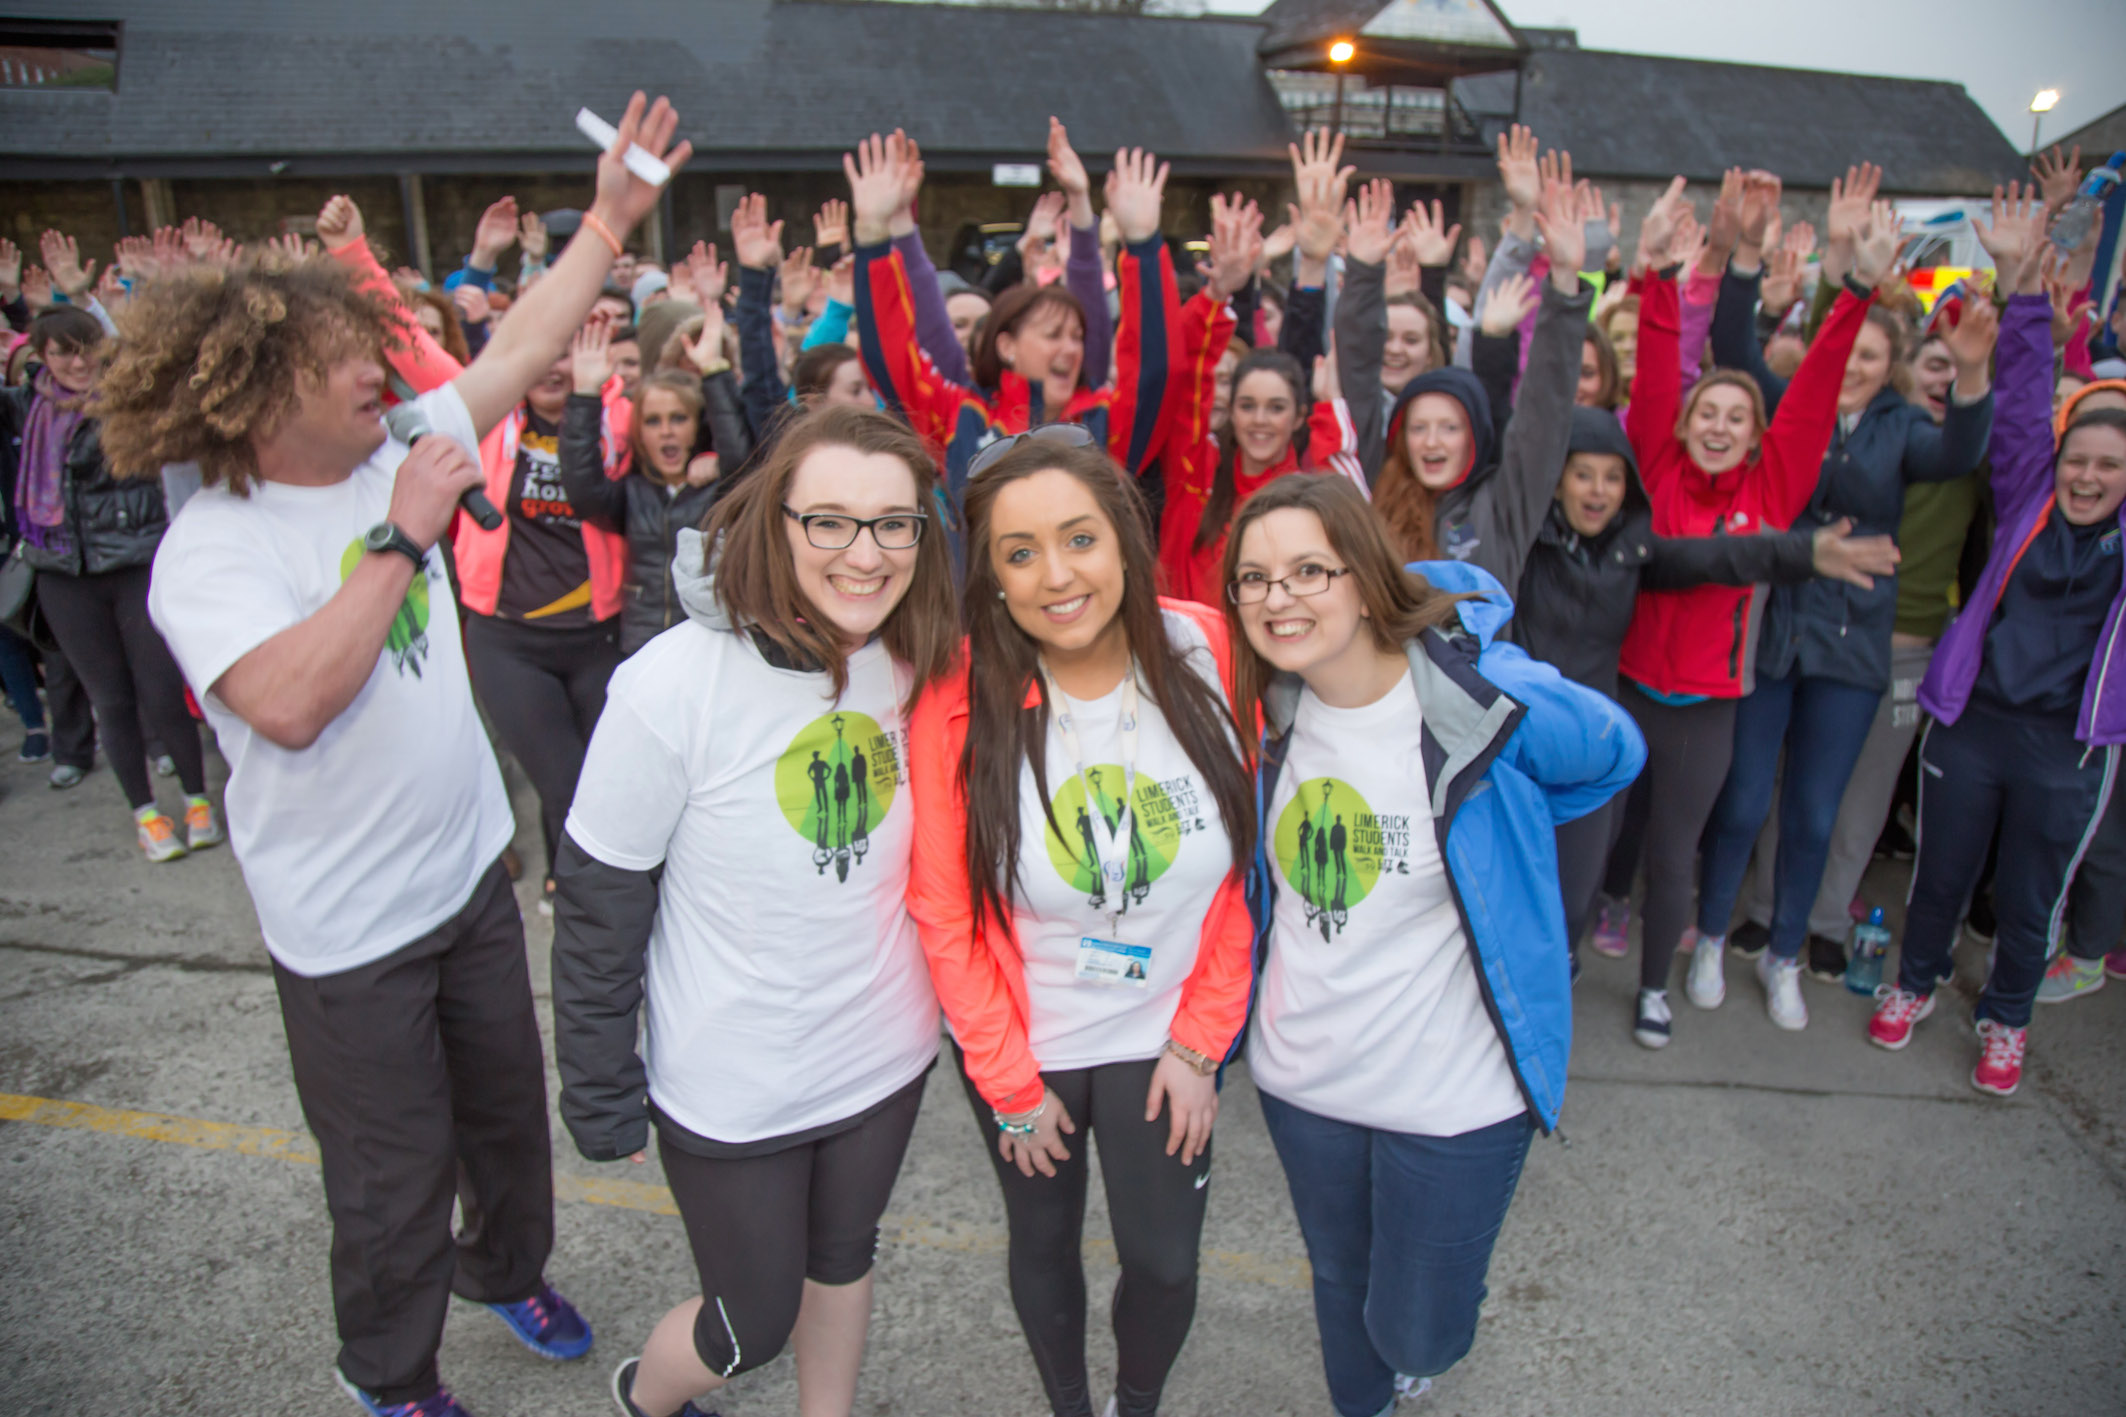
1743, 640, 1933, 940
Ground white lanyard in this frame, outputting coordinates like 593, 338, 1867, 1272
1039, 659, 1141, 927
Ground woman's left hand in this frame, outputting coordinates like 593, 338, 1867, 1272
1146, 1050, 1218, 1166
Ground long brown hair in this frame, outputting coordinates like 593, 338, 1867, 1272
1371, 435, 1442, 563
1218, 474, 1469, 728
629, 369, 704, 482
1385, 290, 1450, 376
971, 283, 1087, 392
701, 403, 957, 702
1197, 349, 1309, 553
958, 437, 1256, 932
1581, 325, 1621, 411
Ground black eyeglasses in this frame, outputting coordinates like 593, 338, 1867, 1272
1227, 563, 1352, 604
781, 505, 928, 551
967, 422, 1099, 481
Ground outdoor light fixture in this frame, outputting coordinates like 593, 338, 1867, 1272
1329, 39, 1355, 63
2029, 87, 2062, 157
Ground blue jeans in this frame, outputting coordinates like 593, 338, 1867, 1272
1698, 668, 1882, 959
1258, 1092, 1535, 1417
0, 624, 43, 732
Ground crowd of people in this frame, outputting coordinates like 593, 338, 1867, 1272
3, 81, 2123, 1417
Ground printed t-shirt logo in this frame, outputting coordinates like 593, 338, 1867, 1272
773, 711, 902, 883
1043, 767, 1193, 915
1273, 777, 1410, 940
339, 537, 430, 678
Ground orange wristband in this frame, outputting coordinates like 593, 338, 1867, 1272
581, 210, 624, 259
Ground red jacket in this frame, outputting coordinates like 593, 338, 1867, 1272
1155, 292, 1352, 603
905, 599, 1255, 1113
1617, 269, 1872, 698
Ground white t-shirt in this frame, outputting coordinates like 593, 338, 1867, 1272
1246, 671, 1526, 1136
565, 621, 940, 1144
148, 386, 515, 977
1013, 610, 1237, 1072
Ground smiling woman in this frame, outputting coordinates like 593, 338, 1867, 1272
902, 434, 1256, 1417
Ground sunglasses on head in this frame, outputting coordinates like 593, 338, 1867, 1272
966, 422, 1098, 481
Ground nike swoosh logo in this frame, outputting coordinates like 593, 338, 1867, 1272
1194, 1172, 1209, 1189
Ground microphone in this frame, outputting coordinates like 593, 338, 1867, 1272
384, 401, 503, 531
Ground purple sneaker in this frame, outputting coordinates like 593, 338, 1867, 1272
335, 1372, 476, 1417
487, 1280, 593, 1360
1591, 894, 1630, 958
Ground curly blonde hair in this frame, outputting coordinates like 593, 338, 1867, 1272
98, 255, 404, 493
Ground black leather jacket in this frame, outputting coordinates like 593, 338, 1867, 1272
1, 384, 168, 577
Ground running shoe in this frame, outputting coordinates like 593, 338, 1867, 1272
1395, 1373, 1434, 1403
1971, 1019, 2027, 1097
138, 810, 188, 863
1805, 933, 1848, 984
1727, 920, 1770, 959
17, 731, 49, 763
611, 1356, 718, 1417
184, 799, 224, 852
48, 763, 85, 789
1590, 895, 1630, 958
2107, 949, 2126, 982
2036, 953, 2105, 1005
1633, 988, 1672, 1049
1867, 985, 1935, 1050
1685, 931, 1726, 1009
1757, 953, 1808, 1030
335, 1372, 476, 1417
487, 1280, 592, 1360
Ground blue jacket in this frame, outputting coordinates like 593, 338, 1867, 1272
1246, 562, 1646, 1131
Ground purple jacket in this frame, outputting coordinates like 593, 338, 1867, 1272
1920, 294, 2126, 745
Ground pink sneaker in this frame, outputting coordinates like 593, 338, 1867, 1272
1971, 1019, 2026, 1097
1676, 926, 1700, 956
1591, 895, 1630, 958
1867, 986, 1935, 1050
2106, 949, 2126, 982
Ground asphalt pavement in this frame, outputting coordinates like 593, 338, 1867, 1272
1, 723, 2120, 1416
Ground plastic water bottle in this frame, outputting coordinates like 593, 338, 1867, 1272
1847, 907, 1892, 996
2050, 153, 2123, 254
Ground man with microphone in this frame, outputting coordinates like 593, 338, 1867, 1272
97, 94, 691, 1417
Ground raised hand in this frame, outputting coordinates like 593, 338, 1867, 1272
1633, 176, 1690, 272
845, 130, 913, 244
683, 298, 728, 372
470, 196, 520, 268
1400, 197, 1462, 267
895, 134, 927, 237
1287, 128, 1352, 284
151, 226, 188, 273
571, 312, 615, 393
1496, 123, 1541, 217
1970, 181, 2047, 291
1202, 192, 1263, 300
1532, 177, 1587, 290
40, 230, 95, 298
1820, 161, 1882, 284
453, 283, 492, 327
1459, 231, 1488, 287
518, 210, 549, 264
1312, 347, 1340, 401
95, 263, 127, 306
1384, 234, 1423, 298
730, 192, 785, 271
684, 452, 720, 488
2031, 143, 2082, 214
1738, 170, 1782, 251
682, 240, 728, 307
588, 92, 690, 241
1104, 146, 1169, 245
2042, 246, 2096, 350
1670, 208, 1707, 279
779, 246, 818, 316
1046, 117, 1095, 227
1478, 270, 1538, 337
823, 252, 856, 308
180, 217, 224, 260
1849, 200, 1903, 289
315, 195, 364, 252
20, 266, 52, 313
0, 238, 19, 297
1939, 282, 2000, 370
1260, 222, 1296, 269
1760, 243, 1807, 315
1344, 178, 1397, 266
813, 197, 850, 251
1020, 189, 1066, 263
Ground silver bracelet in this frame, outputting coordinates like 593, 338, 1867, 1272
993, 1098, 1047, 1137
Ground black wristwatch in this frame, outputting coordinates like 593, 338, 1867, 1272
363, 521, 426, 568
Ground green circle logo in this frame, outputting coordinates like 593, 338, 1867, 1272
774, 712, 900, 883
340, 536, 431, 678
1041, 766, 1183, 915
1273, 777, 1383, 940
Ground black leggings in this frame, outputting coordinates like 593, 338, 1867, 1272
956, 1047, 1211, 1417
36, 564, 204, 808
1612, 685, 1737, 991
660, 1071, 926, 1378
461, 614, 619, 876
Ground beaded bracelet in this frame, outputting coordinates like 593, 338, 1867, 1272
993, 1098, 1047, 1137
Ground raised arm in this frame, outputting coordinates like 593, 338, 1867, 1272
1334, 179, 1398, 483
1048, 119, 1114, 388
316, 196, 463, 393
730, 193, 791, 431
1971, 182, 2059, 511
1101, 145, 1183, 475
451, 93, 691, 438
1279, 128, 1350, 373
1901, 298, 1995, 484
556, 318, 629, 532
1623, 177, 1690, 476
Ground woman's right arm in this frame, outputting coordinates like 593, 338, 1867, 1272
1334, 181, 1397, 484
557, 396, 628, 532
315, 196, 462, 393
1971, 186, 2060, 512
729, 193, 790, 435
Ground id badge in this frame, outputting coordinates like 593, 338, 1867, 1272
1075, 936, 1151, 988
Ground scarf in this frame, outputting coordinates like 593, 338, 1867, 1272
17, 367, 86, 545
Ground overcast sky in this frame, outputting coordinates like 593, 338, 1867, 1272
1209, 0, 2125, 146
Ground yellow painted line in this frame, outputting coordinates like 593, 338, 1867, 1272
0, 1092, 1307, 1289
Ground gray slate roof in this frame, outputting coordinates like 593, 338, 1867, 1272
1456, 47, 2024, 194
0, 0, 1296, 171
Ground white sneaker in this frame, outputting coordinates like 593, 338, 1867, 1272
1396, 1373, 1434, 1403
1757, 952, 1808, 1030
1686, 931, 1727, 1009
1632, 988, 1673, 1049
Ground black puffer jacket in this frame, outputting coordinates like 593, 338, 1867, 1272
559, 373, 753, 655
1511, 408, 1821, 700
1, 386, 167, 577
